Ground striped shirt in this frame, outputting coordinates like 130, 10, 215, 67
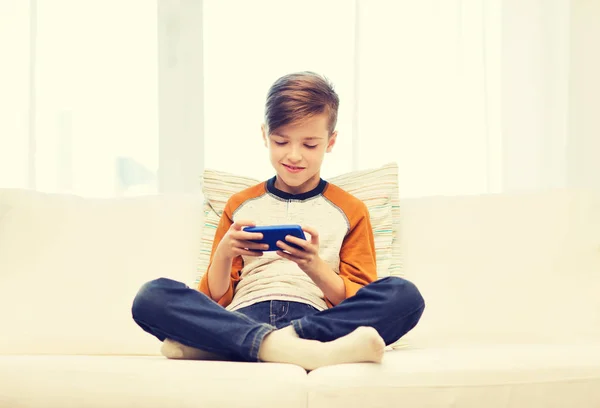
198, 176, 377, 311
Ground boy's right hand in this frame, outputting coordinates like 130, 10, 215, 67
215, 220, 269, 259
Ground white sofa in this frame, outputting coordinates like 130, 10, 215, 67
1, 187, 599, 408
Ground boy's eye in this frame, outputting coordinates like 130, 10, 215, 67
305, 145, 317, 149
274, 141, 287, 146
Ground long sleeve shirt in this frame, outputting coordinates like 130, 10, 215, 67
198, 176, 377, 311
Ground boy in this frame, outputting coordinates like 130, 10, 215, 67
132, 72, 425, 371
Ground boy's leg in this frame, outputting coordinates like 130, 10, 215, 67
290, 276, 425, 344
131, 278, 275, 362
257, 277, 425, 370
237, 300, 319, 328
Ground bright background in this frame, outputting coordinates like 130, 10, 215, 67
1, 0, 598, 198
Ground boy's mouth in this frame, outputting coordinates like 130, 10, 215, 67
282, 164, 305, 173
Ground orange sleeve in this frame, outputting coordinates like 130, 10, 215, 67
198, 200, 243, 307
328, 200, 377, 307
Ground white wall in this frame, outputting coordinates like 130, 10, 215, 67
568, 0, 600, 190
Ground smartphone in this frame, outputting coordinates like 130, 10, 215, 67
244, 224, 307, 251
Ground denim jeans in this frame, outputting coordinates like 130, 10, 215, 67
131, 276, 425, 362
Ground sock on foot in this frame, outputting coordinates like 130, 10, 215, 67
258, 326, 385, 371
161, 338, 224, 361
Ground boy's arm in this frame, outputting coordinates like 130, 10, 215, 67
333, 202, 378, 305
198, 202, 243, 307
285, 201, 377, 308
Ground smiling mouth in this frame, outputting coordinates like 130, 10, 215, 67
283, 164, 304, 169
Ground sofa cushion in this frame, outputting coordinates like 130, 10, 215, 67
0, 355, 308, 408
397, 188, 600, 346
0, 189, 206, 356
194, 162, 402, 287
307, 344, 600, 408
0, 201, 10, 222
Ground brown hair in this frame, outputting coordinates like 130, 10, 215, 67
264, 71, 339, 136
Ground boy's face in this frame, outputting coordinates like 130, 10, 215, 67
262, 113, 337, 195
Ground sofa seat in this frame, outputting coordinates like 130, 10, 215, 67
0, 355, 308, 408
306, 343, 600, 408
2, 344, 599, 408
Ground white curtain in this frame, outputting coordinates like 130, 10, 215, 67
1, 0, 593, 198
355, 0, 501, 197
0, 1, 30, 189
203, 0, 356, 181
1, 0, 159, 197
500, 0, 571, 193
203, 0, 502, 197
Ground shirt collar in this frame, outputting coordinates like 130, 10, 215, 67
266, 176, 327, 201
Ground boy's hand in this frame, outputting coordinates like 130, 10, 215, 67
276, 225, 325, 275
216, 220, 269, 259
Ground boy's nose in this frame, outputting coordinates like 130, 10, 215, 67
288, 148, 302, 162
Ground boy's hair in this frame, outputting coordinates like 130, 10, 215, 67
264, 71, 339, 136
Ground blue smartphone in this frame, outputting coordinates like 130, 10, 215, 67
244, 224, 307, 251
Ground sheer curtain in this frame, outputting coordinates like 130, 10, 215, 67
34, 0, 159, 198
203, 0, 356, 181
356, 0, 501, 197
2, 0, 587, 198
1, 0, 159, 198
0, 1, 30, 189
202, 0, 501, 197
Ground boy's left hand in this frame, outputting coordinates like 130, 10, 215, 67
276, 225, 324, 276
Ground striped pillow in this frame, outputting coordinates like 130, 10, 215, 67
195, 162, 402, 286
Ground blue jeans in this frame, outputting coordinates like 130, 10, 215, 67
131, 276, 425, 362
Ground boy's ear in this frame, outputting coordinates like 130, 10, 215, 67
326, 131, 337, 153
261, 124, 268, 148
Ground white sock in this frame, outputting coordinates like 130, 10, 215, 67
160, 338, 224, 361
258, 326, 385, 371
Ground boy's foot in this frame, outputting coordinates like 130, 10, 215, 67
258, 326, 385, 371
160, 338, 223, 361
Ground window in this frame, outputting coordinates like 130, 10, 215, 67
2, 0, 159, 197
3, 0, 506, 198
